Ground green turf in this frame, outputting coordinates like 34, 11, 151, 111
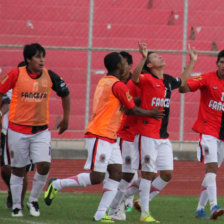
0, 193, 224, 224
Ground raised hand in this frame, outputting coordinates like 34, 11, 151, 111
138, 41, 148, 59
188, 44, 198, 62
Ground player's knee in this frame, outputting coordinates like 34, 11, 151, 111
107, 164, 122, 182
160, 171, 173, 182
90, 172, 105, 185
36, 162, 50, 175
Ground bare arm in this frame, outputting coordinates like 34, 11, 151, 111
57, 95, 70, 134
179, 45, 198, 92
132, 42, 148, 84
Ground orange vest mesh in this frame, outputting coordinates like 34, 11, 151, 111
9, 66, 52, 126
86, 76, 123, 140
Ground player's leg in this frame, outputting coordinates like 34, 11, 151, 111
150, 139, 173, 200
196, 134, 223, 219
108, 138, 137, 218
28, 129, 51, 217
1, 132, 12, 208
93, 141, 122, 222
8, 129, 30, 217
124, 171, 138, 212
139, 136, 159, 222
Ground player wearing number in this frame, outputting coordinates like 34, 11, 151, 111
180, 50, 224, 220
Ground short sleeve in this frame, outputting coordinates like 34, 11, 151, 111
187, 75, 207, 92
48, 70, 70, 97
112, 81, 135, 109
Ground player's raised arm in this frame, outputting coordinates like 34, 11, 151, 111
132, 41, 148, 84
179, 45, 198, 93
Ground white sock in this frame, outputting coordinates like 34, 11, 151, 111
108, 179, 129, 215
150, 176, 168, 200
94, 178, 120, 220
202, 173, 217, 210
10, 174, 23, 209
139, 178, 151, 218
124, 172, 138, 207
53, 173, 91, 190
197, 186, 208, 210
125, 178, 140, 198
29, 172, 48, 202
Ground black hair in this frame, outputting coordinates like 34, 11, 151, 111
120, 51, 133, 65
217, 50, 224, 63
17, 61, 27, 67
142, 51, 154, 74
23, 43, 46, 64
104, 52, 122, 72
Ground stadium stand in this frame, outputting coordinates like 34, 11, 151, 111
1, 0, 223, 141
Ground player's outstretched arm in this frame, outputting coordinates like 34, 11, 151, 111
179, 45, 198, 92
132, 41, 148, 84
57, 95, 70, 134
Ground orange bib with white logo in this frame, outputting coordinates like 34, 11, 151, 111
9, 66, 52, 126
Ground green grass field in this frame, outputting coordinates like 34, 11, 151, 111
0, 193, 224, 224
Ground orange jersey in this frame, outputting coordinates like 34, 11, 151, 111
9, 66, 52, 126
86, 75, 135, 140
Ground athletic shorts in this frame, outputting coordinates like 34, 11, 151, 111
8, 129, 51, 168
84, 137, 122, 172
118, 135, 140, 173
197, 134, 224, 167
140, 136, 173, 173
0, 132, 35, 171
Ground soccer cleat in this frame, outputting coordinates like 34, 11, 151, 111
210, 205, 224, 219
6, 191, 12, 209
195, 208, 208, 219
125, 204, 133, 213
111, 202, 126, 220
27, 201, 40, 217
93, 215, 115, 223
140, 214, 160, 223
133, 199, 141, 212
44, 178, 58, 206
12, 208, 23, 217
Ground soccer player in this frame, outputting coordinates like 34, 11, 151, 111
107, 51, 141, 220
119, 51, 139, 214
44, 52, 164, 223
124, 42, 198, 222
179, 50, 224, 220
0, 62, 34, 210
0, 43, 70, 217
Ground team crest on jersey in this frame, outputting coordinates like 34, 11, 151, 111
144, 155, 150, 164
156, 84, 161, 88
204, 147, 209, 155
193, 76, 202, 81
213, 87, 218, 90
125, 156, 131, 165
99, 154, 106, 162
126, 91, 132, 101
0, 74, 8, 84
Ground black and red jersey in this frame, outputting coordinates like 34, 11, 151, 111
187, 71, 224, 140
138, 73, 181, 139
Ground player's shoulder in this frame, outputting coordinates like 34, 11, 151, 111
200, 71, 216, 78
